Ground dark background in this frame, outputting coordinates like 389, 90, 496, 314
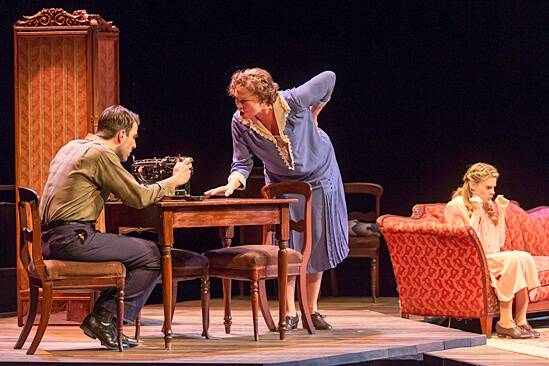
1, 1, 548, 298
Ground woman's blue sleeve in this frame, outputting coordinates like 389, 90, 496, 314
229, 117, 254, 179
290, 71, 336, 109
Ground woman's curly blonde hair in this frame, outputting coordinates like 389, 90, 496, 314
452, 162, 500, 224
227, 68, 279, 105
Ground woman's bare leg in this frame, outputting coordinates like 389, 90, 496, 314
514, 288, 529, 326
286, 276, 297, 316
498, 300, 515, 328
306, 271, 323, 313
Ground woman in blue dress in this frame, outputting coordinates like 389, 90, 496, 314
205, 68, 348, 330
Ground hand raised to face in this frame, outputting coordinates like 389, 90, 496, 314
495, 194, 510, 209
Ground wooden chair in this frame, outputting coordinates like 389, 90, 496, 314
133, 249, 210, 340
204, 181, 315, 341
329, 182, 383, 302
14, 187, 126, 354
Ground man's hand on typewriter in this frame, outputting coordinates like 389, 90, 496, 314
172, 158, 193, 186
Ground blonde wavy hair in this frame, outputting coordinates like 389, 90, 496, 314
452, 162, 500, 224
227, 68, 279, 105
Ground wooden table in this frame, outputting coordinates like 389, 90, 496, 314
105, 197, 296, 349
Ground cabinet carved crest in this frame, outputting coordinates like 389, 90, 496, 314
15, 8, 117, 32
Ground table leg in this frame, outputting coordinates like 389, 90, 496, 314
219, 227, 234, 334
161, 244, 173, 349
277, 205, 291, 340
278, 238, 288, 340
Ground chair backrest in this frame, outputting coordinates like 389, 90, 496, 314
17, 187, 48, 282
260, 181, 313, 261
344, 182, 383, 221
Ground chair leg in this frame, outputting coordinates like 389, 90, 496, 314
222, 278, 232, 334
371, 256, 378, 303
250, 281, 259, 341
134, 312, 141, 341
14, 284, 39, 349
201, 275, 210, 339
27, 285, 53, 355
480, 316, 493, 338
258, 280, 276, 331
17, 296, 24, 327
116, 286, 125, 352
172, 280, 178, 318
328, 268, 338, 297
297, 273, 315, 334
162, 280, 178, 334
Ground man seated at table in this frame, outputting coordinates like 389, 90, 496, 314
39, 105, 192, 349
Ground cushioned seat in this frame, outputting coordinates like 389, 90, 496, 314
530, 256, 549, 303
348, 235, 380, 251
207, 245, 303, 277
171, 249, 209, 278
38, 260, 125, 280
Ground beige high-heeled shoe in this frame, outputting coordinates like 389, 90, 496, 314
518, 322, 540, 338
496, 322, 532, 339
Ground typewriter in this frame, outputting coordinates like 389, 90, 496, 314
131, 155, 199, 199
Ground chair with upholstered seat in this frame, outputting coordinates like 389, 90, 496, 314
204, 181, 315, 341
133, 249, 210, 340
14, 187, 126, 354
329, 182, 383, 302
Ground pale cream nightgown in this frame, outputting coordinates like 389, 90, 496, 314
445, 196, 541, 302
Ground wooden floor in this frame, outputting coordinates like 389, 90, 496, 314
425, 345, 549, 366
0, 297, 546, 365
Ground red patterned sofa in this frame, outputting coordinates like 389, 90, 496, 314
377, 203, 549, 337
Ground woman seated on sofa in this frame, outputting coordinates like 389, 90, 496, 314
444, 162, 541, 339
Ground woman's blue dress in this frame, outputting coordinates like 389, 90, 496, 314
229, 71, 348, 272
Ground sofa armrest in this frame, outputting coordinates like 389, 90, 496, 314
378, 214, 498, 319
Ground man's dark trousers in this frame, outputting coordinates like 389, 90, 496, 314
42, 222, 162, 321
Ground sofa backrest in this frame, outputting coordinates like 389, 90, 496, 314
412, 202, 549, 256
504, 204, 548, 255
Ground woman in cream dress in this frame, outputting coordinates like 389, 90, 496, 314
445, 162, 541, 339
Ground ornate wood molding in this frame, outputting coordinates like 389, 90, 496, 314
15, 8, 117, 32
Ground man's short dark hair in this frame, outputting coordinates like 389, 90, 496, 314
97, 105, 140, 138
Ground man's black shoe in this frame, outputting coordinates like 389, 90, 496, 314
107, 320, 139, 347
81, 313, 120, 349
121, 333, 139, 347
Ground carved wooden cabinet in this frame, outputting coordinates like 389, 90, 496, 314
13, 8, 119, 325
